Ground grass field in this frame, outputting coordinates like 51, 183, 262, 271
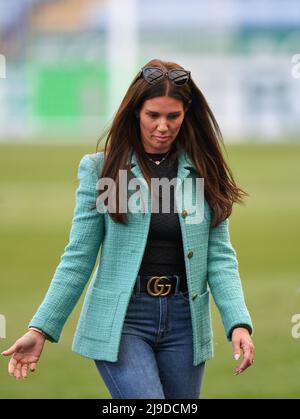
0, 143, 299, 399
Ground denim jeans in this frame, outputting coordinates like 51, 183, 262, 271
94, 275, 205, 399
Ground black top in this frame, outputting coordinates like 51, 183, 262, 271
137, 148, 186, 278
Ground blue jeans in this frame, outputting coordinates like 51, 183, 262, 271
94, 275, 205, 399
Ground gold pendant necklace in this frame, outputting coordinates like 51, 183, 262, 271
147, 150, 171, 166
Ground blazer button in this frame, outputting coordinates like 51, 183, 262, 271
181, 210, 188, 218
192, 293, 198, 300
187, 250, 193, 258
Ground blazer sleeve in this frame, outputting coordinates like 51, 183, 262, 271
207, 217, 253, 341
28, 154, 105, 343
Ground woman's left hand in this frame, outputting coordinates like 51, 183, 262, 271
232, 327, 255, 375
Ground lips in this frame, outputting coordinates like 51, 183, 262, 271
155, 136, 170, 140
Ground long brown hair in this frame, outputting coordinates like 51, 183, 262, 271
94, 58, 248, 228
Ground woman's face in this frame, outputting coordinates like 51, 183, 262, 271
138, 96, 186, 153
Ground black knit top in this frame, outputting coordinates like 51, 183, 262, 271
137, 148, 186, 278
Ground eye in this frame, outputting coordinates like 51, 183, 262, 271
147, 113, 180, 119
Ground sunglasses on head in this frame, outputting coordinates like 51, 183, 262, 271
139, 66, 191, 86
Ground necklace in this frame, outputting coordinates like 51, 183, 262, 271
146, 150, 171, 166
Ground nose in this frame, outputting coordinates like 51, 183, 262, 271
157, 118, 169, 133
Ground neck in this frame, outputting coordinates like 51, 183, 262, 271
145, 150, 169, 155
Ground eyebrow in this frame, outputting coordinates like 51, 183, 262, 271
145, 109, 182, 115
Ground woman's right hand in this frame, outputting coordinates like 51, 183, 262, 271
1, 330, 46, 380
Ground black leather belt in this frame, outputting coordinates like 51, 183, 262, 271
134, 274, 188, 297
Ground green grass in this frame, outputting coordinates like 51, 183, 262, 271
0, 143, 300, 399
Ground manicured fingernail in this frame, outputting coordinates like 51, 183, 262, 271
234, 354, 240, 360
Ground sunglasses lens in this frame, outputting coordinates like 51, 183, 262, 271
141, 67, 190, 86
143, 67, 164, 84
169, 69, 190, 85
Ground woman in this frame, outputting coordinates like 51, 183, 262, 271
2, 59, 254, 399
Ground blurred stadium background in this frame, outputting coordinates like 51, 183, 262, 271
0, 0, 300, 399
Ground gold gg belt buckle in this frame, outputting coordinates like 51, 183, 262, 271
146, 276, 172, 297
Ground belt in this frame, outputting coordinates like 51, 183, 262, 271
134, 274, 188, 297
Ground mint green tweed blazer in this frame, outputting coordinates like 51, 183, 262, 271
28, 150, 253, 366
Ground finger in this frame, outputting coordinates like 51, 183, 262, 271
21, 364, 28, 380
248, 348, 255, 366
233, 341, 241, 361
29, 363, 37, 372
235, 349, 252, 374
1, 343, 19, 357
8, 357, 18, 376
14, 363, 22, 380
232, 339, 241, 361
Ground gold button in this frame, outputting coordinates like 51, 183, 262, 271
187, 251, 193, 258
181, 210, 188, 218
192, 293, 198, 300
